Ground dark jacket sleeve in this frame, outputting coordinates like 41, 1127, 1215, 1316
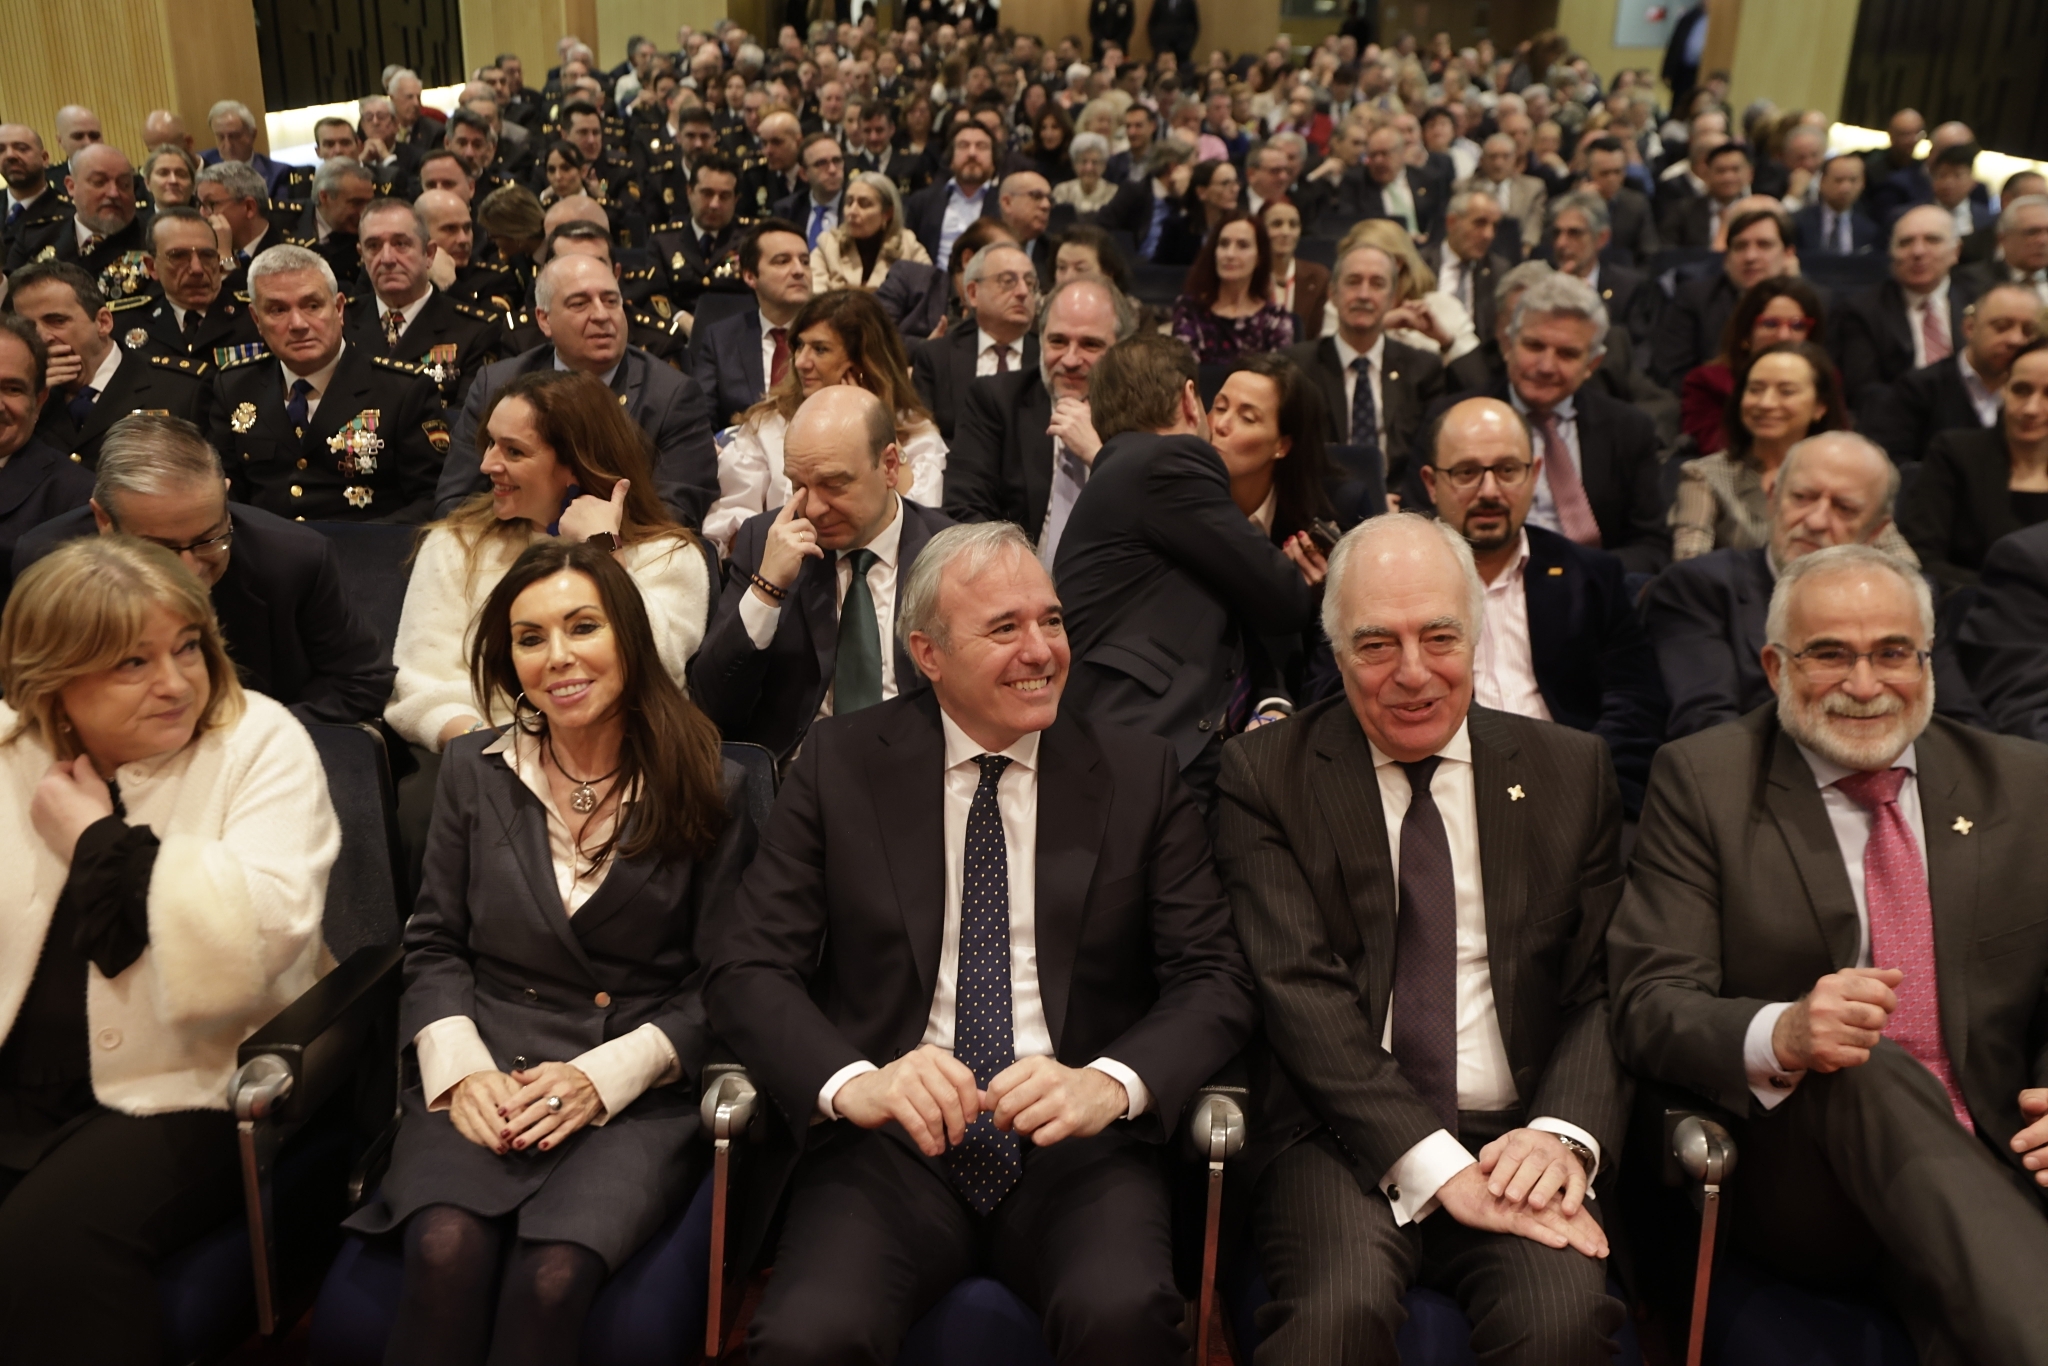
287, 536, 398, 726
688, 324, 727, 425
1141, 439, 1315, 632
1587, 554, 1666, 812
942, 380, 1014, 525
398, 737, 484, 1042
1830, 298, 1886, 408
650, 366, 720, 530
436, 363, 496, 517
1896, 433, 1979, 592
684, 517, 776, 737
1642, 559, 1750, 739
1958, 529, 2048, 743
1610, 402, 1673, 575
387, 375, 447, 525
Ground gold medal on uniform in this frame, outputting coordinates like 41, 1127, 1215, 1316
230, 401, 258, 433
124, 327, 148, 350
329, 409, 383, 474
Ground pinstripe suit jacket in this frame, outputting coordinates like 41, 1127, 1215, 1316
1215, 698, 1629, 1191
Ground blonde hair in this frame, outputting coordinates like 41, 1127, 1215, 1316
1, 537, 245, 760
1338, 218, 1436, 298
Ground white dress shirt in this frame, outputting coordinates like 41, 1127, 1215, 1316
815, 709, 1152, 1120
281, 343, 347, 421
1437, 251, 1474, 312
376, 286, 435, 339
1369, 721, 1601, 1224
1471, 531, 1553, 721
739, 491, 903, 718
1906, 278, 1952, 370
974, 326, 1026, 376
1743, 743, 1925, 1108
1380, 170, 1418, 235
413, 729, 681, 1126
1332, 331, 1388, 455
1508, 388, 1579, 536
80, 343, 124, 400
1959, 352, 2002, 427
937, 178, 990, 270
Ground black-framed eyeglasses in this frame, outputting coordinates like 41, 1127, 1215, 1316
1775, 642, 1930, 683
111, 517, 234, 560
1434, 459, 1533, 490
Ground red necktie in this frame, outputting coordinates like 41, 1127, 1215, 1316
769, 326, 789, 388
1833, 768, 1972, 1131
1920, 301, 1952, 364
1534, 412, 1603, 547
994, 344, 1010, 373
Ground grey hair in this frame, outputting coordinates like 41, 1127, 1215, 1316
1037, 276, 1138, 339
1764, 543, 1934, 652
358, 197, 430, 248
1891, 203, 1958, 247
385, 67, 422, 94
1446, 188, 1491, 219
1771, 431, 1902, 525
1069, 132, 1110, 163
1508, 270, 1609, 357
1999, 193, 2048, 237
534, 252, 616, 311
94, 413, 225, 508
1549, 188, 1610, 237
963, 239, 1030, 290
1268, 131, 1308, 160
1320, 513, 1486, 652
359, 94, 394, 117
1482, 132, 1516, 154
847, 170, 904, 235
897, 521, 1041, 654
207, 100, 255, 132
313, 157, 372, 199
248, 243, 337, 295
196, 159, 268, 205
1493, 259, 1555, 309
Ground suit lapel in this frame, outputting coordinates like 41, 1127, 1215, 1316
1467, 711, 1528, 1063
1912, 725, 1979, 1086
477, 751, 603, 982
564, 840, 659, 942
1310, 706, 1399, 1021
891, 506, 934, 686
800, 549, 838, 698
0, 444, 58, 519
78, 352, 139, 446
1735, 551, 1771, 678
1520, 533, 1568, 715
1020, 377, 1055, 532
740, 309, 765, 399
1033, 716, 1108, 1051
1879, 281, 1912, 367
873, 696, 949, 1007
1762, 726, 1863, 967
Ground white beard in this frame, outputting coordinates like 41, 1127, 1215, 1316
1775, 675, 1935, 772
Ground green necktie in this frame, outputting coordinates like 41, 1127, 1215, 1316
833, 548, 883, 715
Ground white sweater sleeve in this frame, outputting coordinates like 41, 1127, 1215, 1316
624, 535, 714, 689
385, 528, 498, 752
900, 419, 949, 509
703, 416, 783, 554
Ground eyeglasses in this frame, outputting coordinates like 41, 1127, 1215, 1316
112, 518, 234, 560
1775, 642, 1930, 683
1434, 459, 1533, 490
981, 271, 1036, 294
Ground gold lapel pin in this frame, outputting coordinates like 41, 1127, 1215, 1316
1953, 816, 1973, 835
1508, 785, 1526, 801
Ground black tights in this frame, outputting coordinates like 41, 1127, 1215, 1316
385, 1203, 608, 1366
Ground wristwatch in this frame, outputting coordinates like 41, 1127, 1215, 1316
1554, 1134, 1596, 1177
584, 531, 620, 552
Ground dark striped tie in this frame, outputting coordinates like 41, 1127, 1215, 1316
1391, 756, 1459, 1132
943, 753, 1022, 1213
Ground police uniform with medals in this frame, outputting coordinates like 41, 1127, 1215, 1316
343, 286, 505, 410
129, 287, 261, 365
207, 343, 447, 523
5, 212, 154, 302
613, 244, 677, 322
739, 162, 805, 223
646, 218, 743, 313
32, 344, 213, 469
283, 203, 363, 293
1, 187, 70, 268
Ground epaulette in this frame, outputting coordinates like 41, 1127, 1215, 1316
620, 263, 658, 281
370, 354, 425, 375
448, 298, 495, 321
214, 342, 271, 369
151, 352, 211, 377
654, 219, 692, 234
107, 293, 152, 312
233, 291, 251, 303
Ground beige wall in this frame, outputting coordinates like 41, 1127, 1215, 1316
1553, 0, 1664, 91
459, 0, 596, 82
1725, 0, 1858, 121
0, 0, 266, 159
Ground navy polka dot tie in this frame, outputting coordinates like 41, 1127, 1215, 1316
944, 753, 1021, 1213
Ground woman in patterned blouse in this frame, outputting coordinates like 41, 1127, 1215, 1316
1169, 210, 1298, 365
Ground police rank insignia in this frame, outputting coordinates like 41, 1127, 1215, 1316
230, 401, 258, 433
329, 410, 383, 473
124, 327, 148, 349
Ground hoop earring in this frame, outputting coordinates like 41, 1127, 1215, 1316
513, 691, 548, 735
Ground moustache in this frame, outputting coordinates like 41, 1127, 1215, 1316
1819, 692, 1903, 719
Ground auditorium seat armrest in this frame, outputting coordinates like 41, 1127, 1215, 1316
237, 942, 405, 1125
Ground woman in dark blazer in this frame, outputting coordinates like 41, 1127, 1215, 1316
345, 539, 754, 1364
1900, 339, 2048, 593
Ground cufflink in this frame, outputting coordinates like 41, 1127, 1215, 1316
1770, 1075, 1792, 1089
1385, 1184, 1400, 1202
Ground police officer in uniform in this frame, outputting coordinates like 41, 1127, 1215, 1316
6, 145, 153, 304
497, 222, 688, 365
131, 207, 262, 364
647, 154, 747, 314
281, 159, 376, 294
343, 200, 504, 411
0, 123, 71, 267
207, 245, 446, 523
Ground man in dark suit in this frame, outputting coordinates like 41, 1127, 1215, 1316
1419, 271, 1669, 574
1652, 203, 1799, 390
903, 122, 1002, 269
688, 219, 811, 427
1287, 242, 1480, 493
1957, 194, 2048, 301
1831, 204, 1980, 418
944, 278, 1125, 555
1580, 135, 1659, 263
0, 123, 69, 269
1216, 512, 1626, 1364
1956, 520, 2048, 743
1611, 543, 2048, 1361
281, 159, 376, 295
1095, 141, 1190, 261
0, 316, 93, 573
9, 262, 212, 469
1665, 142, 1754, 250
11, 412, 391, 723
343, 200, 503, 413
776, 133, 847, 250
1053, 333, 1316, 807
1546, 190, 1654, 349
1420, 398, 1663, 810
1428, 191, 1511, 343
4, 144, 152, 305
1645, 432, 1984, 738
1349, 124, 1448, 250
704, 514, 1257, 1366
1794, 155, 1881, 257
912, 242, 1039, 444
436, 254, 717, 525
690, 387, 949, 759
1863, 281, 2037, 464
1146, 0, 1200, 66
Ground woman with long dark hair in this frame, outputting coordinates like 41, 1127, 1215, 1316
1682, 275, 1826, 456
1170, 210, 1296, 363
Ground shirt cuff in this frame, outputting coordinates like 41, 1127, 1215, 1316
568, 1023, 681, 1127
1527, 1116, 1604, 1185
1744, 1002, 1806, 1109
1379, 1129, 1477, 1226
415, 1015, 498, 1111
1085, 1057, 1151, 1119
738, 581, 783, 649
817, 1060, 879, 1121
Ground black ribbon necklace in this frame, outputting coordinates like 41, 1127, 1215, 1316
544, 735, 621, 814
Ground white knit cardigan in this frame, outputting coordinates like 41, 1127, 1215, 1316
0, 693, 339, 1115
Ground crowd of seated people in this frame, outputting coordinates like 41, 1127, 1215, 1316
7, 15, 2048, 1363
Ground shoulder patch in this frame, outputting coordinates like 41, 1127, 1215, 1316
370, 354, 425, 375
107, 293, 152, 312
150, 353, 211, 377
214, 343, 272, 370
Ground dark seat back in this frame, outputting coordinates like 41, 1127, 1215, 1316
721, 740, 778, 835
1131, 261, 1185, 308
1326, 443, 1389, 526
691, 290, 756, 341
307, 722, 407, 959
313, 522, 420, 668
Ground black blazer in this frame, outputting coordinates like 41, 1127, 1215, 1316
1957, 521, 2048, 744
1650, 269, 1741, 390
31, 347, 213, 468
1861, 355, 1992, 465
703, 689, 1257, 1250
1899, 425, 2042, 593
342, 288, 505, 411
1285, 334, 1481, 491
687, 497, 950, 759
0, 440, 92, 581
1593, 264, 1654, 349
129, 290, 261, 364
437, 344, 718, 527
1428, 245, 1511, 342
688, 305, 768, 428
1215, 700, 1629, 1187
1794, 201, 1882, 256
903, 179, 1001, 263
873, 260, 950, 340
1611, 710, 2048, 1163
13, 502, 394, 725
1053, 432, 1316, 769
942, 368, 1054, 532
1642, 545, 1985, 738
1336, 166, 1449, 248
1521, 524, 1666, 812
911, 326, 1041, 445
1831, 275, 1980, 410
1607, 186, 1662, 263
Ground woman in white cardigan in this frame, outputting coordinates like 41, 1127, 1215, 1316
704, 288, 947, 553
0, 536, 338, 1362
810, 170, 932, 293
385, 369, 716, 754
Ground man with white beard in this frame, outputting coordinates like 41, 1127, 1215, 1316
1609, 543, 2048, 1362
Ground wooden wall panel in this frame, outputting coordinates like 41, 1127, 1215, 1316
1844, 0, 2048, 160
252, 0, 465, 109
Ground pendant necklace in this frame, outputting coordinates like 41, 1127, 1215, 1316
546, 738, 620, 815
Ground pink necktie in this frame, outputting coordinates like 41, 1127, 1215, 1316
1833, 768, 1972, 1131
1535, 412, 1603, 547
1921, 301, 1952, 364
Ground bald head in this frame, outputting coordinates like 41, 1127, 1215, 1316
790, 382, 894, 462
414, 189, 474, 266
54, 106, 103, 156
1424, 398, 1538, 559
545, 193, 609, 235
785, 384, 903, 552
142, 109, 191, 152
999, 170, 1051, 240
1891, 202, 1959, 293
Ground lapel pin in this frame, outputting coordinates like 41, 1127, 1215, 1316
1508, 785, 1526, 801
1547, 566, 1564, 576
1953, 816, 1973, 835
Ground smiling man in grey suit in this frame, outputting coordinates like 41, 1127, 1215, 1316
1611, 543, 2048, 1362
1217, 513, 1626, 1363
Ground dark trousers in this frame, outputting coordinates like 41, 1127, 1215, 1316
0, 1106, 240, 1364
1252, 1118, 1622, 1366
1728, 1040, 2048, 1365
748, 1124, 1185, 1366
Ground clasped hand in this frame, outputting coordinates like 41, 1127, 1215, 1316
1438, 1128, 1606, 1258
448, 1063, 603, 1155
833, 1045, 1129, 1157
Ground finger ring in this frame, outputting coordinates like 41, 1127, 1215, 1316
546, 1095, 562, 1113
